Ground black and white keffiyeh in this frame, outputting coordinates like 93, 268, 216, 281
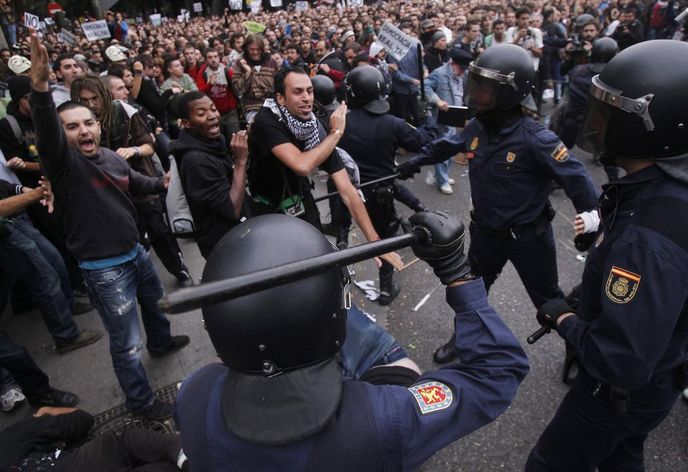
263, 99, 360, 185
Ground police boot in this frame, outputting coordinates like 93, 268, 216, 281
433, 330, 459, 364
336, 225, 350, 250
378, 270, 400, 306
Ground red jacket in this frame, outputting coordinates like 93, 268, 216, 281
197, 64, 238, 114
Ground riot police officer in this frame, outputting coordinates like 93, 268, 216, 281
556, 37, 620, 182
339, 66, 425, 305
174, 212, 529, 471
557, 37, 618, 150
526, 40, 688, 472
398, 45, 598, 363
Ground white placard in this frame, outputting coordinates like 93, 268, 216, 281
250, 0, 261, 13
193, 2, 203, 12
149, 13, 162, 26
44, 17, 55, 25
57, 29, 76, 46
377, 21, 417, 60
81, 19, 111, 40
270, 0, 283, 6
177, 15, 185, 22
295, 0, 309, 11
229, 0, 243, 10
24, 12, 40, 29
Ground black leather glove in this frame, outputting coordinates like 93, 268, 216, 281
536, 299, 575, 332
574, 232, 596, 252
406, 211, 473, 285
396, 160, 421, 180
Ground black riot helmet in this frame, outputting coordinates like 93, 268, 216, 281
201, 215, 351, 445
590, 37, 618, 64
577, 40, 688, 160
202, 214, 348, 374
465, 44, 535, 113
345, 65, 390, 114
312, 74, 336, 107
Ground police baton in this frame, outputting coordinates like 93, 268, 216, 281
159, 229, 426, 314
526, 325, 551, 344
312, 173, 400, 203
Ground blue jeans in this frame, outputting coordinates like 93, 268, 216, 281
339, 304, 408, 381
0, 333, 50, 399
2, 24, 16, 47
0, 215, 79, 342
82, 245, 172, 412
433, 124, 454, 187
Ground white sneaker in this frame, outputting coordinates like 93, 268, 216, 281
1, 388, 26, 412
440, 183, 454, 195
448, 178, 456, 186
425, 171, 436, 186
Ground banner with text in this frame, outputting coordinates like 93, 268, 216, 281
377, 21, 417, 60
81, 20, 111, 41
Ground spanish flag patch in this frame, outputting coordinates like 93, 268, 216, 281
605, 266, 641, 304
550, 143, 569, 162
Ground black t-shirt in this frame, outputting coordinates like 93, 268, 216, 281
248, 107, 344, 205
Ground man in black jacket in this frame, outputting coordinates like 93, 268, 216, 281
171, 91, 248, 258
28, 30, 188, 421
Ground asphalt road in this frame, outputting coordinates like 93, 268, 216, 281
1, 146, 686, 471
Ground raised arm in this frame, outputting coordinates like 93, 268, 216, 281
28, 29, 69, 180
271, 102, 347, 176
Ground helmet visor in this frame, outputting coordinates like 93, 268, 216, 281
577, 75, 655, 156
466, 63, 518, 112
577, 95, 613, 156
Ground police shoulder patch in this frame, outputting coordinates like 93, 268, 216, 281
550, 142, 569, 162
408, 381, 454, 415
605, 265, 641, 304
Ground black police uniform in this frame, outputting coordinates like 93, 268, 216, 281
338, 108, 423, 296
526, 165, 688, 470
414, 114, 598, 306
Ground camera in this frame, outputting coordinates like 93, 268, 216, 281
568, 33, 584, 52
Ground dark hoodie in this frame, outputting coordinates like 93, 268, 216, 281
171, 129, 239, 258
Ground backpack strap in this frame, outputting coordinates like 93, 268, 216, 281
4, 114, 24, 145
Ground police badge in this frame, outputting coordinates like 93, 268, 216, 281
605, 266, 641, 303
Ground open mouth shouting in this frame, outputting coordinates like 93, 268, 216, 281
79, 136, 97, 155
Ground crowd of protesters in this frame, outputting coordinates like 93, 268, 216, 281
0, 0, 686, 468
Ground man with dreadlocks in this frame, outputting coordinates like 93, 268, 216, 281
247, 65, 403, 271
70, 75, 193, 288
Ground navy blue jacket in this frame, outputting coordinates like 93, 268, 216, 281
175, 280, 529, 471
339, 109, 422, 182
559, 165, 688, 392
413, 115, 598, 230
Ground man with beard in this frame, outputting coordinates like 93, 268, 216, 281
232, 34, 281, 122
197, 48, 241, 140
247, 66, 402, 271
28, 30, 189, 420
397, 45, 598, 364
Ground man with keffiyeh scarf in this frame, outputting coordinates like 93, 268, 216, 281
247, 65, 402, 271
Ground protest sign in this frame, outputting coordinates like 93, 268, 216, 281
81, 20, 111, 40
377, 21, 417, 59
